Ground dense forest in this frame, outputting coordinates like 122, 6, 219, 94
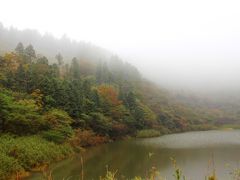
0, 42, 203, 138
0, 25, 238, 179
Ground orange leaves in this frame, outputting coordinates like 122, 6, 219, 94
70, 129, 108, 147
97, 85, 122, 107
97, 85, 126, 120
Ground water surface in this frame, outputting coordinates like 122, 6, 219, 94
27, 130, 240, 180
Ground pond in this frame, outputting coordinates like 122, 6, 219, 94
27, 130, 240, 180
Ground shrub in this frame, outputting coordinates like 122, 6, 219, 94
0, 152, 22, 180
136, 129, 161, 138
42, 109, 74, 143
70, 129, 108, 148
43, 109, 73, 129
0, 91, 44, 135
110, 122, 130, 139
89, 112, 112, 135
0, 135, 73, 179
42, 126, 74, 144
153, 125, 171, 134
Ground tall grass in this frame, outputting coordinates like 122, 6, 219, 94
0, 135, 73, 180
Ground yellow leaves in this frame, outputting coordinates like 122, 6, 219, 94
3, 52, 21, 72
31, 89, 44, 108
17, 99, 39, 111
23, 63, 30, 71
4, 52, 18, 61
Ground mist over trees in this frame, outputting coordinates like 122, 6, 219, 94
0, 23, 110, 64
0, 24, 239, 130
1, 21, 240, 180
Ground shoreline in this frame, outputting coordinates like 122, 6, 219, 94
7, 125, 239, 179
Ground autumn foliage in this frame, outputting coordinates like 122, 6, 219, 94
97, 85, 122, 107
70, 129, 109, 147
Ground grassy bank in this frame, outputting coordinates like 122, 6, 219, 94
217, 124, 240, 130
0, 126, 222, 179
0, 135, 73, 180
135, 124, 217, 138
136, 129, 161, 138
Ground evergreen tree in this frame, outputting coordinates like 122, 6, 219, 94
25, 44, 36, 62
15, 42, 24, 55
70, 57, 80, 79
55, 53, 63, 66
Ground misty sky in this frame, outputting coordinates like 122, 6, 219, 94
1, 0, 240, 92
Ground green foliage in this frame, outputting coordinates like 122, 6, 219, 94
55, 53, 63, 65
6, 99, 43, 135
0, 33, 231, 179
136, 129, 161, 138
0, 42, 219, 139
15, 42, 24, 55
0, 152, 22, 180
0, 135, 72, 179
42, 126, 73, 144
131, 100, 157, 129
0, 90, 44, 135
100, 168, 117, 180
42, 109, 74, 143
43, 109, 73, 129
25, 44, 36, 61
89, 112, 112, 135
0, 42, 217, 140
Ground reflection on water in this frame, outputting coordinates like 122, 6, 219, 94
27, 130, 240, 180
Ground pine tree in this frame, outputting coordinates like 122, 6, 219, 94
15, 42, 24, 55
25, 44, 36, 62
55, 53, 63, 66
70, 57, 80, 79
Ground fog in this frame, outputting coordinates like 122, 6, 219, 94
1, 0, 240, 94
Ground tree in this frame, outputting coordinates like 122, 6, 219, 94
127, 99, 157, 129
15, 42, 24, 55
0, 90, 44, 135
96, 61, 111, 84
89, 112, 112, 135
36, 56, 48, 64
42, 109, 74, 143
125, 91, 137, 109
97, 85, 122, 107
14, 64, 26, 91
70, 57, 80, 79
0, 91, 14, 132
78, 59, 95, 76
97, 85, 128, 121
43, 109, 73, 129
25, 44, 36, 62
55, 53, 63, 66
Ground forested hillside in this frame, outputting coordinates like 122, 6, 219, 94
0, 42, 205, 138
0, 25, 231, 179
0, 25, 217, 137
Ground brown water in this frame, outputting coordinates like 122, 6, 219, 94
27, 130, 240, 180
